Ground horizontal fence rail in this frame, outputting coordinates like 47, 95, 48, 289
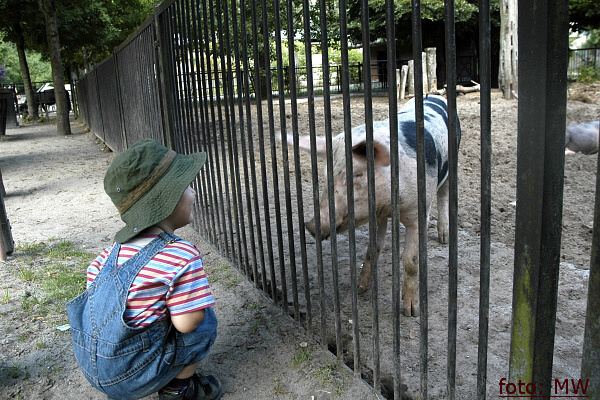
74, 0, 598, 398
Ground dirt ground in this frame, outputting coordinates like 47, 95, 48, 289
1, 82, 599, 400
0, 122, 381, 400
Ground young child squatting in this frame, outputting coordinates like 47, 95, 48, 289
67, 139, 222, 400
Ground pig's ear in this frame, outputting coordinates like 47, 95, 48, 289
288, 134, 327, 156
352, 139, 391, 167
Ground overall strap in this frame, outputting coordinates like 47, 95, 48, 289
91, 242, 122, 284
114, 232, 181, 292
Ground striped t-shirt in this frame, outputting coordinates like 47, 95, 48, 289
87, 234, 215, 328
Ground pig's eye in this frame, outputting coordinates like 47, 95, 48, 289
353, 172, 364, 178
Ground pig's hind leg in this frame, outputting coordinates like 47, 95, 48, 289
436, 178, 449, 244
357, 217, 388, 294
402, 222, 419, 317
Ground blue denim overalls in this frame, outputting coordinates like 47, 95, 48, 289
66, 232, 218, 400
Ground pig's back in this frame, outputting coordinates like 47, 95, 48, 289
397, 95, 459, 186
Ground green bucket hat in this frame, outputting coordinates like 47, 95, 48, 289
104, 139, 207, 243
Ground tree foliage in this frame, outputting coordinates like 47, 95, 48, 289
346, 0, 478, 46
570, 0, 600, 32
0, 0, 159, 79
0, 39, 52, 83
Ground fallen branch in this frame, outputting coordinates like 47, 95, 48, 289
456, 80, 481, 94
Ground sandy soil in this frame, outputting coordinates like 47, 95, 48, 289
0, 122, 381, 400
0, 82, 598, 400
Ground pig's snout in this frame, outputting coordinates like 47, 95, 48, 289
304, 217, 330, 240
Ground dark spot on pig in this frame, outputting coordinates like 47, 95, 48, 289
401, 120, 438, 170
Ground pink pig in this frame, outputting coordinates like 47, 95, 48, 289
289, 96, 460, 316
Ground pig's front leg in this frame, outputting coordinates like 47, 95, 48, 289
402, 223, 419, 316
357, 217, 388, 294
436, 178, 449, 244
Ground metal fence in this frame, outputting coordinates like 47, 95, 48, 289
568, 47, 600, 77
75, 0, 599, 398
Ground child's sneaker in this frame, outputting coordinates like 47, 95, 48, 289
158, 373, 223, 400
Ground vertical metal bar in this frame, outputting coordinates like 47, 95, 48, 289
360, 0, 380, 390
195, 1, 219, 243
302, 0, 326, 343
113, 52, 128, 150
477, 0, 492, 397
208, 0, 234, 263
220, 0, 246, 274
286, 0, 312, 327
171, 3, 187, 151
338, 0, 359, 376
246, 0, 270, 294
509, 0, 569, 393
154, 15, 169, 144
385, 0, 401, 394
582, 130, 600, 397
260, 0, 288, 310
411, 0, 428, 397
178, 2, 195, 155
184, 1, 209, 238
92, 60, 106, 145
271, 0, 301, 319
532, 0, 569, 391
238, 0, 265, 290
228, 0, 254, 280
445, 0, 458, 398
177, 1, 200, 217
185, 0, 208, 236
199, 0, 225, 251
318, 0, 343, 362
250, 0, 277, 301
154, 11, 174, 149
202, 0, 228, 257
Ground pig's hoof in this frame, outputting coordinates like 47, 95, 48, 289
403, 301, 419, 317
358, 283, 369, 294
438, 228, 449, 244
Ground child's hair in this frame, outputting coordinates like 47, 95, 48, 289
103, 139, 206, 243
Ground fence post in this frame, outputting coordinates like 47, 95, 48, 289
581, 149, 600, 396
112, 50, 129, 150
0, 171, 14, 262
153, 8, 176, 149
508, 0, 569, 394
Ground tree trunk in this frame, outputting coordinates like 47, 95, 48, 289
38, 0, 71, 135
499, 0, 518, 100
426, 47, 437, 92
13, 23, 39, 121
408, 60, 415, 96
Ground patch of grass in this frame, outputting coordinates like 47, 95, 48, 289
334, 385, 345, 396
250, 317, 265, 333
45, 240, 92, 260
291, 348, 312, 366
222, 275, 240, 289
314, 365, 334, 384
10, 240, 94, 320
41, 260, 88, 309
212, 264, 229, 273
272, 379, 288, 395
18, 266, 35, 281
15, 242, 47, 255
0, 363, 28, 380
209, 264, 241, 289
